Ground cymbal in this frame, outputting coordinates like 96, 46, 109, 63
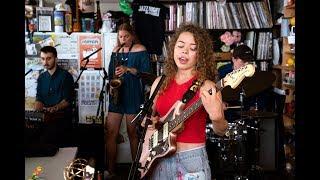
237, 110, 278, 119
138, 72, 157, 85
222, 71, 276, 101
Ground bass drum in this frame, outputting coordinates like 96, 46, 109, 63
206, 122, 250, 179
206, 122, 248, 143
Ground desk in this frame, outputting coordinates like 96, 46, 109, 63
25, 147, 78, 180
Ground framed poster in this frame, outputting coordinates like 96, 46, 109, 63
36, 7, 54, 32
25, 57, 44, 110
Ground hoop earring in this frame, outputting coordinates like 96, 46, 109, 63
196, 64, 200, 71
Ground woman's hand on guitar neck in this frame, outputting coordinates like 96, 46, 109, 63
200, 80, 228, 136
200, 80, 224, 121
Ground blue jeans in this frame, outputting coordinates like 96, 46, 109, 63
150, 146, 211, 180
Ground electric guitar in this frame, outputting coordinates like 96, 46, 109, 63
138, 63, 255, 178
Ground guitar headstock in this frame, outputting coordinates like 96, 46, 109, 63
223, 63, 255, 89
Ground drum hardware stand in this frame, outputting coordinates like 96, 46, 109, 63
247, 116, 264, 179
239, 87, 245, 115
234, 88, 266, 180
231, 87, 248, 180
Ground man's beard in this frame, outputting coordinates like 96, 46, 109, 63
45, 64, 55, 70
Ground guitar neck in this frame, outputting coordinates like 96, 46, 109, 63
167, 79, 224, 132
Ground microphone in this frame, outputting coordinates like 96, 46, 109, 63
81, 47, 103, 61
25, 69, 33, 76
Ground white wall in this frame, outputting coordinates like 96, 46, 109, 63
101, 0, 119, 3
100, 2, 120, 13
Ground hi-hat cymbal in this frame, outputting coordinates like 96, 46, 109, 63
237, 110, 278, 119
222, 71, 276, 101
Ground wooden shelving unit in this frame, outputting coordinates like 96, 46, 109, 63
280, 2, 296, 177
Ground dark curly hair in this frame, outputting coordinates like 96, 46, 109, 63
40, 46, 57, 58
159, 23, 216, 93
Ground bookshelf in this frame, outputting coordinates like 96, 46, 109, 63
278, 3, 295, 115
161, 0, 274, 71
272, 0, 295, 176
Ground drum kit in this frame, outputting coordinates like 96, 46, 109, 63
206, 71, 277, 180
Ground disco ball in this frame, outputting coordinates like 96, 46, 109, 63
64, 158, 94, 180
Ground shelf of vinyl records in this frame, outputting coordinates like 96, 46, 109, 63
164, 28, 274, 34
163, 0, 273, 31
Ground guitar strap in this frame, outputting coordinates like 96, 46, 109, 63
181, 79, 203, 104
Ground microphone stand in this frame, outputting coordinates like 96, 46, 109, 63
25, 69, 33, 76
74, 47, 103, 87
73, 47, 102, 125
96, 68, 108, 125
239, 86, 246, 116
128, 75, 166, 180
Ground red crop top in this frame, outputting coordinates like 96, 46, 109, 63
155, 76, 207, 143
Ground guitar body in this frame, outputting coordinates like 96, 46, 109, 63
139, 130, 177, 178
139, 101, 184, 179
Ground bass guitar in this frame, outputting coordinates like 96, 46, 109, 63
138, 63, 255, 178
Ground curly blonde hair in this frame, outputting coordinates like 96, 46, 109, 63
159, 23, 216, 93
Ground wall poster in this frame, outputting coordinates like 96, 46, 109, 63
25, 57, 44, 110
79, 33, 103, 69
78, 70, 105, 124
54, 33, 79, 82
